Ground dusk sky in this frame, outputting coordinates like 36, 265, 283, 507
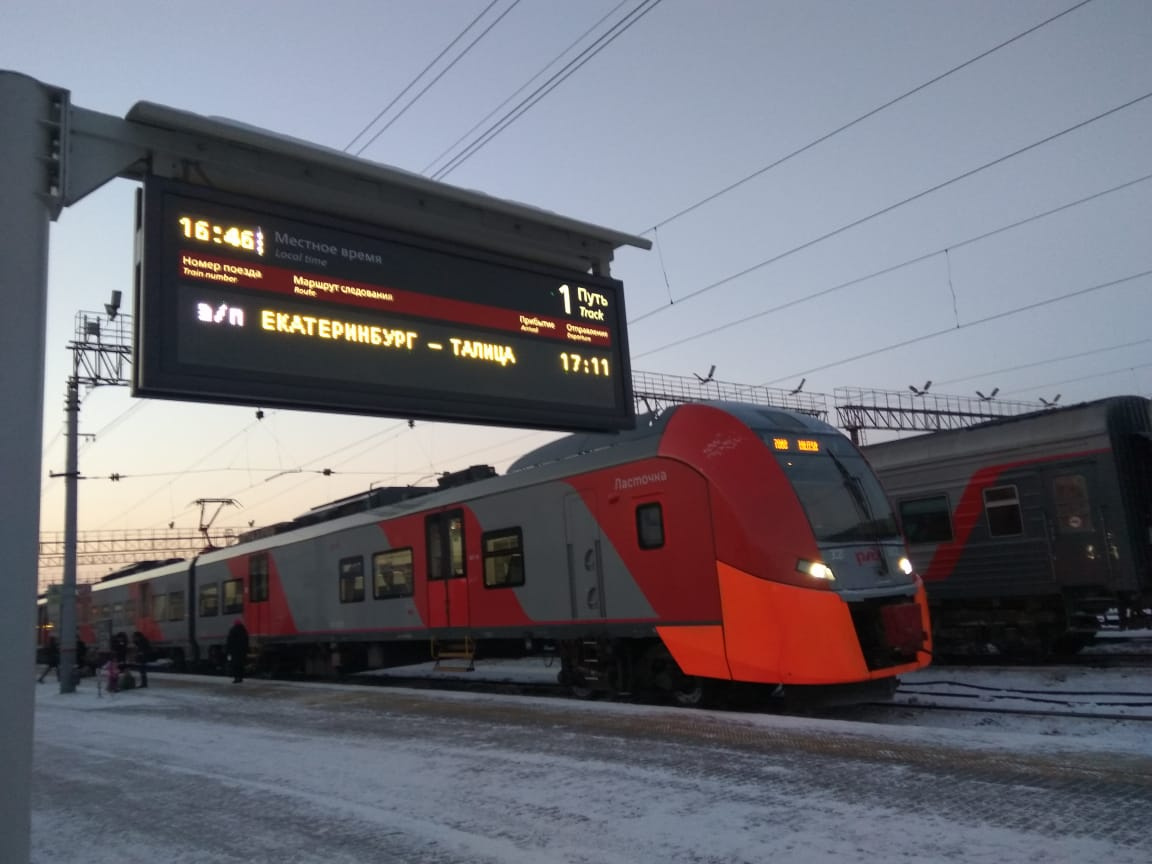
4, 0, 1149, 587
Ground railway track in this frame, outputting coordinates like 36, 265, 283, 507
266, 658, 1152, 727
889, 678, 1152, 723
933, 634, 1152, 669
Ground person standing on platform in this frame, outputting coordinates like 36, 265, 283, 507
131, 631, 151, 688
38, 636, 60, 683
111, 631, 129, 668
110, 631, 131, 689
226, 619, 249, 683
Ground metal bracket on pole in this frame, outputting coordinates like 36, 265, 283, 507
42, 85, 69, 219
63, 108, 150, 210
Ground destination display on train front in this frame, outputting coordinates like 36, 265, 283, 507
133, 178, 634, 431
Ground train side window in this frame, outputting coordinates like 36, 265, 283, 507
339, 556, 365, 603
426, 510, 466, 581
1052, 474, 1094, 533
198, 584, 219, 618
169, 591, 185, 622
482, 529, 525, 588
898, 496, 953, 544
124, 599, 136, 622
113, 603, 124, 625
636, 503, 665, 550
222, 578, 244, 614
373, 548, 414, 598
152, 592, 168, 622
249, 554, 270, 603
983, 485, 1023, 537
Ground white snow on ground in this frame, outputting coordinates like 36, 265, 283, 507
30, 649, 1152, 864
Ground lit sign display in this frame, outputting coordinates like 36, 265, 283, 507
133, 178, 634, 431
773, 438, 821, 452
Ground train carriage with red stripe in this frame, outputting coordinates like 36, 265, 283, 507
863, 396, 1152, 656
78, 401, 931, 703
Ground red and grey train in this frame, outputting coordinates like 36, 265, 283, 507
863, 396, 1152, 656
61, 401, 931, 702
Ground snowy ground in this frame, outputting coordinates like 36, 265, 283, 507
31, 653, 1152, 864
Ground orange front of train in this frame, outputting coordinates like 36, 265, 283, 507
653, 404, 932, 686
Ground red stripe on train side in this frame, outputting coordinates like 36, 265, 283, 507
372, 507, 536, 630
227, 551, 299, 636
459, 505, 534, 627
658, 405, 820, 583
563, 456, 719, 622
923, 447, 1109, 582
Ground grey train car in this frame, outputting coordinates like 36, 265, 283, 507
862, 396, 1151, 656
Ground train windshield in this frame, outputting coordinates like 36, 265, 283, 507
763, 434, 900, 543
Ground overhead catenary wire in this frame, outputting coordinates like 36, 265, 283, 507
761, 268, 1152, 386
997, 360, 1152, 399
422, 0, 634, 177
352, 0, 525, 158
170, 425, 553, 532
96, 412, 284, 530
171, 421, 415, 528
637, 0, 1098, 236
934, 337, 1152, 387
343, 0, 504, 153
431, 0, 665, 181
40, 397, 153, 498
85, 399, 151, 443
630, 88, 1152, 326
631, 171, 1152, 358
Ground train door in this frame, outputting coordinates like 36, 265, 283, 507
564, 492, 606, 619
1042, 466, 1112, 586
246, 553, 270, 639
425, 509, 469, 630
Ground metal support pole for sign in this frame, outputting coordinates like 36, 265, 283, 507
0, 70, 65, 864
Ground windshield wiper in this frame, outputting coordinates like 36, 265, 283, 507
826, 450, 890, 570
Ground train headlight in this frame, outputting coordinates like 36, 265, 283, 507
897, 557, 914, 575
797, 559, 835, 581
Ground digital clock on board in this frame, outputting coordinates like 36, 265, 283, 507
178, 216, 265, 255
560, 352, 610, 376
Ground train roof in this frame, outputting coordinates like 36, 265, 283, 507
88, 401, 854, 573
862, 395, 1152, 468
508, 401, 843, 472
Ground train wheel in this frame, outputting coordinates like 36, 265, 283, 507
670, 677, 707, 708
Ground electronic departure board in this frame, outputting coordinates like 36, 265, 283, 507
133, 178, 634, 431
